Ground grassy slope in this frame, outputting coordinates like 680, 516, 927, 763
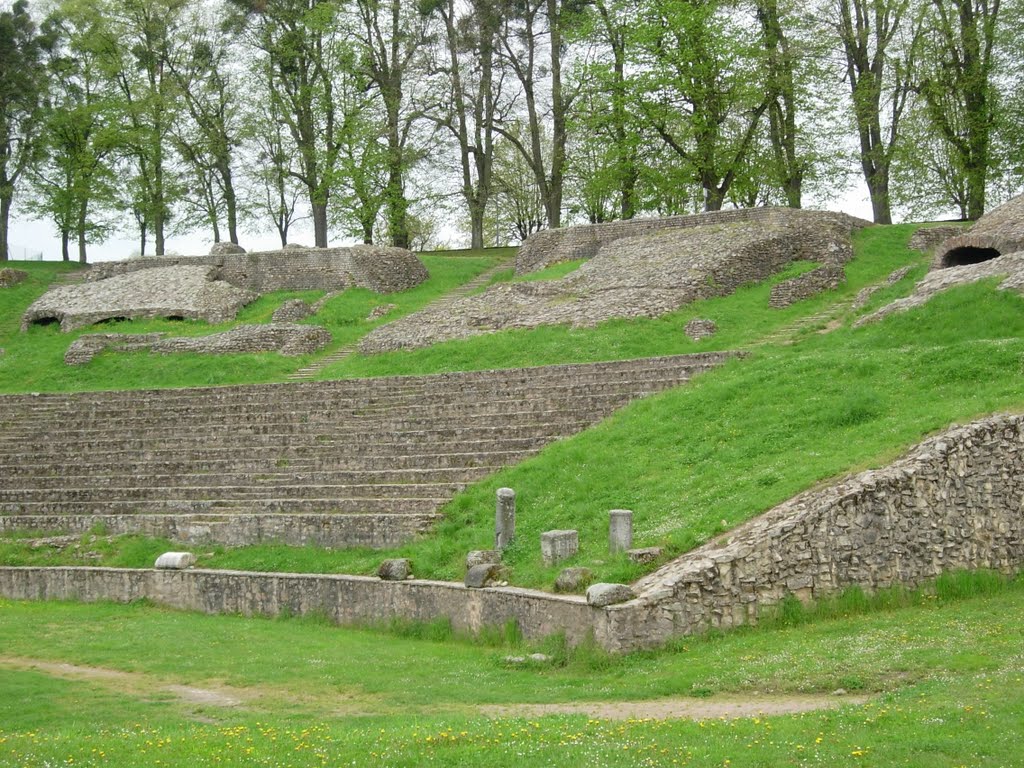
0, 571, 1021, 766
0, 252, 505, 393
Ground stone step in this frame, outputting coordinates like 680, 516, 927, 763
0, 420, 588, 454
0, 465, 496, 489
0, 481, 462, 503
0, 496, 446, 516
0, 450, 527, 476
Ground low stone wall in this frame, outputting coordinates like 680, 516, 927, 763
85, 245, 428, 295
597, 412, 1024, 652
3, 413, 1021, 651
0, 512, 441, 549
933, 193, 1024, 268
908, 225, 964, 253
516, 208, 869, 275
0, 268, 28, 287
0, 567, 596, 644
769, 265, 845, 308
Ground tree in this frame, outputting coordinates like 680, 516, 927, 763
167, 11, 245, 244
27, 3, 120, 263
917, 0, 1002, 219
246, 95, 306, 247
0, 0, 51, 262
489, 125, 546, 242
230, 0, 343, 248
833, 0, 921, 224
630, 0, 769, 212
421, 0, 501, 249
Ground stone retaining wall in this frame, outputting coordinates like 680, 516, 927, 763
768, 265, 845, 308
0, 567, 596, 644
3, 413, 1021, 651
516, 208, 869, 274
85, 245, 428, 295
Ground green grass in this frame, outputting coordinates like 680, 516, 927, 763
0, 252, 507, 393
1, 572, 1022, 765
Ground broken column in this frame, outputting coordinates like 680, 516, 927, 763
609, 509, 633, 554
495, 487, 516, 550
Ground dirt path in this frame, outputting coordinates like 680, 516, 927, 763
2, 655, 870, 722
481, 693, 870, 721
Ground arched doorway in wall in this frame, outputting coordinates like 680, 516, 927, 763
940, 246, 1002, 268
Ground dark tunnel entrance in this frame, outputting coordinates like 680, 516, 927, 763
941, 246, 1001, 268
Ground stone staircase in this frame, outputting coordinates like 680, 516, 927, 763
0, 352, 731, 549
286, 256, 514, 382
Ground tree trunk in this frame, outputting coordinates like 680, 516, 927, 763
224, 166, 240, 244
470, 205, 485, 250
0, 195, 11, 262
546, 0, 564, 230
61, 230, 70, 262
312, 201, 328, 248
865, 163, 893, 225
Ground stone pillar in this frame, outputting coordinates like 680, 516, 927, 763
609, 509, 633, 554
541, 530, 578, 566
495, 488, 516, 550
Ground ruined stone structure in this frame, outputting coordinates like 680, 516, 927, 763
933, 193, 1024, 268
0, 353, 731, 549
64, 323, 332, 365
0, 268, 28, 288
83, 244, 428, 294
908, 225, 965, 253
515, 207, 868, 274
21, 266, 256, 332
856, 252, 1024, 326
2, 412, 1021, 650
361, 208, 868, 353
769, 265, 845, 308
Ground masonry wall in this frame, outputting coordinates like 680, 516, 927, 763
85, 246, 428, 295
768, 265, 845, 308
515, 208, 868, 274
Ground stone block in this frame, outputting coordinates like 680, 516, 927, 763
555, 567, 593, 593
627, 546, 663, 564
377, 558, 412, 581
465, 563, 503, 589
541, 529, 578, 566
154, 552, 196, 570
209, 242, 246, 255
685, 318, 717, 341
586, 583, 636, 607
609, 509, 633, 554
0, 268, 28, 288
272, 299, 314, 322
466, 550, 502, 569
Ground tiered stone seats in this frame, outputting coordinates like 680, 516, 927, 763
0, 353, 729, 548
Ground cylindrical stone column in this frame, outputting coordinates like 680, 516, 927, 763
609, 509, 633, 554
495, 487, 516, 550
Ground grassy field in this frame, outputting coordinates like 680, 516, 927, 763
0, 571, 1021, 766
0, 251, 508, 393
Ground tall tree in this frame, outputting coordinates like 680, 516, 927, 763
28, 4, 119, 263
167, 12, 245, 244
421, 0, 501, 249
0, 0, 51, 262
833, 0, 921, 224
230, 0, 342, 248
630, 0, 769, 212
917, 0, 1001, 219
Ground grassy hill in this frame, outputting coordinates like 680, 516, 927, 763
3, 224, 1021, 590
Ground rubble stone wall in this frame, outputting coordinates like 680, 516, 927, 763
85, 245, 428, 295
769, 265, 845, 308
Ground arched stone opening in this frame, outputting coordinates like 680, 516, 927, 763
941, 246, 1001, 268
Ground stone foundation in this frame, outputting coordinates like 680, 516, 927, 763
769, 265, 845, 308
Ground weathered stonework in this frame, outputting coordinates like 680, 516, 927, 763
361, 209, 868, 353
210, 242, 247, 256
684, 319, 717, 341
768, 265, 845, 308
83, 245, 428, 295
22, 266, 256, 332
64, 324, 331, 365
851, 267, 913, 310
856, 251, 1024, 326
271, 299, 314, 322
908, 225, 964, 253
0, 268, 28, 288
515, 207, 868, 274
933, 193, 1024, 268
